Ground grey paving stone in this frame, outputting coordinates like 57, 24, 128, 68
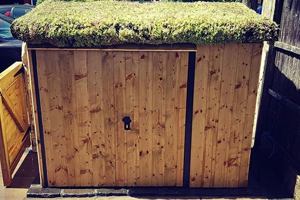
61, 188, 96, 197
128, 187, 189, 196
27, 186, 61, 198
96, 188, 129, 196
29, 184, 42, 188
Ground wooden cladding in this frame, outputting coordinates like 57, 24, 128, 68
35, 50, 188, 187
30, 43, 262, 188
190, 43, 262, 187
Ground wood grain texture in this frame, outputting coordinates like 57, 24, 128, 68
36, 50, 55, 186
138, 51, 152, 186
35, 50, 188, 187
27, 50, 45, 186
238, 43, 262, 187
190, 44, 262, 187
202, 45, 223, 187
125, 52, 139, 186
226, 44, 252, 187
2, 83, 27, 132
176, 52, 189, 186
74, 51, 93, 186
190, 46, 210, 187
102, 51, 116, 186
58, 50, 75, 186
22, 43, 37, 152
152, 52, 165, 186
0, 62, 30, 186
88, 50, 106, 186
0, 95, 11, 186
114, 52, 127, 186
214, 44, 239, 187
49, 51, 67, 186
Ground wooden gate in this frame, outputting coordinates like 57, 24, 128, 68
33, 50, 189, 187
0, 62, 30, 186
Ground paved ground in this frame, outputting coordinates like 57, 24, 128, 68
0, 149, 30, 200
25, 197, 267, 200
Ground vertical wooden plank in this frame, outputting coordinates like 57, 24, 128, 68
147, 53, 154, 186
190, 46, 210, 187
200, 45, 223, 187
214, 44, 239, 187
176, 52, 188, 186
164, 51, 183, 186
27, 50, 45, 186
36, 51, 54, 186
147, 52, 154, 186
164, 52, 176, 186
24, 45, 37, 152
114, 52, 127, 186
261, 0, 277, 20
59, 50, 77, 186
138, 51, 152, 186
40, 51, 54, 189
102, 51, 116, 186
51, 51, 67, 186
238, 43, 262, 187
226, 44, 253, 187
152, 52, 166, 186
87, 51, 106, 186
125, 52, 138, 186
69, 51, 81, 187
22, 43, 37, 152
132, 52, 140, 186
74, 51, 93, 186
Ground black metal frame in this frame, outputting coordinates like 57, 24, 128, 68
183, 52, 196, 187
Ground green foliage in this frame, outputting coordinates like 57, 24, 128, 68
12, 1, 278, 47
158, 0, 238, 2
36, 0, 241, 5
36, 0, 113, 6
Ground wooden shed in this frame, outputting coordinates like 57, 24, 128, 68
7, 0, 278, 188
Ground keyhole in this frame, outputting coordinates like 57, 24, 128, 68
122, 117, 131, 131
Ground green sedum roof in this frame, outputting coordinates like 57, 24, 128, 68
35, 0, 239, 5
11, 1, 278, 47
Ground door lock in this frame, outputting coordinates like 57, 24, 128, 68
122, 116, 131, 131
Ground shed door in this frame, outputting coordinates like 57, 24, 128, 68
35, 50, 188, 187
0, 62, 30, 186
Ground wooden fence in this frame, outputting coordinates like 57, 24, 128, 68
257, 0, 300, 199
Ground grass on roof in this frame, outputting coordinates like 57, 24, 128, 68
11, 0, 278, 47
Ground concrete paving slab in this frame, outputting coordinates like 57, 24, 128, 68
61, 189, 96, 197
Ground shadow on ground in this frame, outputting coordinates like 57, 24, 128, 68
7, 151, 39, 188
248, 144, 293, 199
